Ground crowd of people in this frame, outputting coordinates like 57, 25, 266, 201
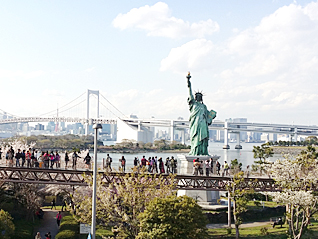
0, 147, 249, 177
0, 146, 92, 170
103, 154, 178, 174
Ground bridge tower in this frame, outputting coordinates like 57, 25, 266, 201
86, 90, 100, 135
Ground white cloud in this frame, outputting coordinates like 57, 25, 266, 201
112, 2, 219, 39
105, 89, 187, 119
158, 1, 318, 123
160, 39, 215, 73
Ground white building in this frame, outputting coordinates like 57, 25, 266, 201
116, 119, 154, 144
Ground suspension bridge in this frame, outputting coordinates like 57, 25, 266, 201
0, 89, 318, 148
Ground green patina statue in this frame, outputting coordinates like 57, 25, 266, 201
187, 72, 216, 156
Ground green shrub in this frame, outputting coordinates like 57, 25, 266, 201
254, 201, 261, 207
58, 213, 79, 235
59, 223, 78, 232
260, 226, 269, 235
226, 227, 232, 235
55, 230, 76, 239
0, 209, 15, 239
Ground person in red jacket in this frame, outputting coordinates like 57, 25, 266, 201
56, 211, 62, 227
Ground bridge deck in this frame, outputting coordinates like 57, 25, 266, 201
0, 166, 279, 191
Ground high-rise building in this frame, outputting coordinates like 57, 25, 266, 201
35, 124, 44, 130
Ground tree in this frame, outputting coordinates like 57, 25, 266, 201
13, 183, 44, 220
137, 195, 208, 239
153, 139, 169, 150
72, 169, 176, 238
226, 172, 254, 239
252, 143, 273, 175
266, 146, 318, 239
0, 210, 15, 239
230, 159, 242, 174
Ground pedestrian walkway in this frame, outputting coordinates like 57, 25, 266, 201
34, 209, 60, 239
207, 221, 271, 229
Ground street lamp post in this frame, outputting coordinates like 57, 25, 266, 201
91, 123, 102, 239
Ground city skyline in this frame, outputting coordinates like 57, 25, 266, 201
1, 1, 318, 125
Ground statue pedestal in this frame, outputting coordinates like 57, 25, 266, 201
178, 189, 220, 205
178, 154, 220, 175
177, 154, 220, 205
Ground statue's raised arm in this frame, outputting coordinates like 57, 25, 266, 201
187, 72, 194, 101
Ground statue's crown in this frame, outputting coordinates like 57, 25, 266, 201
195, 90, 203, 96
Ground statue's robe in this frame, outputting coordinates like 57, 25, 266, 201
188, 98, 216, 156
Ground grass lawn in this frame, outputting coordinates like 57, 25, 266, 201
42, 205, 64, 210
208, 222, 318, 238
246, 200, 284, 209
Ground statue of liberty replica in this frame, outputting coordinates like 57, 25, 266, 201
187, 72, 216, 156
177, 72, 219, 204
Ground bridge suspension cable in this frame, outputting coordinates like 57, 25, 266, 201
38, 92, 86, 117
57, 99, 86, 115
99, 93, 127, 119
0, 109, 21, 118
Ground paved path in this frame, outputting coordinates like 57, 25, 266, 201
207, 221, 271, 229
34, 209, 60, 239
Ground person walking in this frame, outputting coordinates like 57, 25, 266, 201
83, 153, 91, 170
45, 232, 51, 239
133, 157, 139, 172
210, 157, 214, 175
105, 154, 112, 171
61, 200, 67, 212
170, 156, 177, 173
43, 151, 49, 169
154, 156, 158, 173
165, 157, 171, 173
35, 232, 42, 239
158, 157, 165, 174
49, 151, 55, 169
140, 156, 146, 168
246, 165, 250, 178
216, 161, 221, 176
205, 159, 210, 177
55, 151, 60, 168
51, 198, 56, 210
26, 150, 32, 168
21, 149, 26, 167
72, 151, 80, 170
193, 158, 200, 176
199, 160, 204, 176
31, 149, 36, 167
171, 156, 177, 174
150, 157, 155, 173
64, 152, 69, 169
224, 161, 229, 176
120, 156, 126, 172
147, 157, 152, 173
56, 211, 62, 227
8, 147, 14, 167
15, 149, 21, 167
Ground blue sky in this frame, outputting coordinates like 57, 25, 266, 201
1, 1, 318, 125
